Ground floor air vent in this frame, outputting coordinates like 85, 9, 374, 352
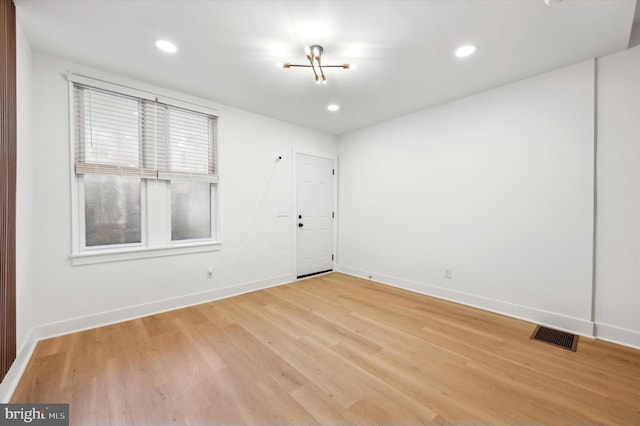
530, 325, 578, 352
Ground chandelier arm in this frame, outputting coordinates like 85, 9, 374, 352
284, 64, 349, 69
307, 55, 319, 80
317, 55, 326, 81
284, 64, 347, 68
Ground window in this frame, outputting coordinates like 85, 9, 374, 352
70, 77, 219, 263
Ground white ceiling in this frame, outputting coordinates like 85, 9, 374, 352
15, 0, 637, 135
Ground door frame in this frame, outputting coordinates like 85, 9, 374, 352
292, 148, 338, 279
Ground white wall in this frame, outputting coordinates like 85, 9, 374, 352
629, 23, 640, 49
29, 53, 336, 336
1, 21, 36, 403
337, 60, 596, 335
15, 20, 34, 362
595, 45, 640, 348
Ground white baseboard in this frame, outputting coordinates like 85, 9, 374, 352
0, 273, 295, 402
33, 273, 295, 341
594, 322, 640, 350
336, 265, 595, 337
0, 330, 37, 403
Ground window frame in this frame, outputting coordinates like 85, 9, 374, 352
68, 73, 222, 266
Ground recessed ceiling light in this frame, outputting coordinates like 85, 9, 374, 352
155, 39, 177, 53
544, 0, 562, 5
455, 45, 476, 58
327, 104, 340, 111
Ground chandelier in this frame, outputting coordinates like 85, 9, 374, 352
277, 45, 353, 84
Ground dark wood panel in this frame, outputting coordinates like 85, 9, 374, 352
0, 0, 17, 382
11, 273, 640, 424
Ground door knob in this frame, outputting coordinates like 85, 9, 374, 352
298, 223, 304, 228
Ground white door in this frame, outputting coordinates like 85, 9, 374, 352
297, 154, 334, 278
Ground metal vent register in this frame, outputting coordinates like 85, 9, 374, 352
530, 325, 578, 351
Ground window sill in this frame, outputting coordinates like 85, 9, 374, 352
70, 241, 222, 266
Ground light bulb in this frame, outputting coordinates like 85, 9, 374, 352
455, 45, 476, 58
155, 39, 177, 53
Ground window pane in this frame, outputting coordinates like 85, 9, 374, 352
171, 181, 211, 241
84, 175, 142, 247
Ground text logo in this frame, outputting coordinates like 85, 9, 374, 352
0, 404, 68, 425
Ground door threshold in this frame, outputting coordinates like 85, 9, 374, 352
297, 269, 333, 279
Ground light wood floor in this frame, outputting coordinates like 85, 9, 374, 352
11, 273, 640, 424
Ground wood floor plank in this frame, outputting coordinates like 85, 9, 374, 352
262, 296, 383, 354
235, 302, 367, 409
212, 322, 306, 393
290, 382, 368, 425
10, 272, 640, 424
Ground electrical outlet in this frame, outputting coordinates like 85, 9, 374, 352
207, 267, 215, 279
444, 269, 452, 279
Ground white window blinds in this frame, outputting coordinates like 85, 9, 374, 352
73, 83, 217, 182
159, 107, 217, 183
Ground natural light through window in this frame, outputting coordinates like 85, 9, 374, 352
70, 77, 220, 264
